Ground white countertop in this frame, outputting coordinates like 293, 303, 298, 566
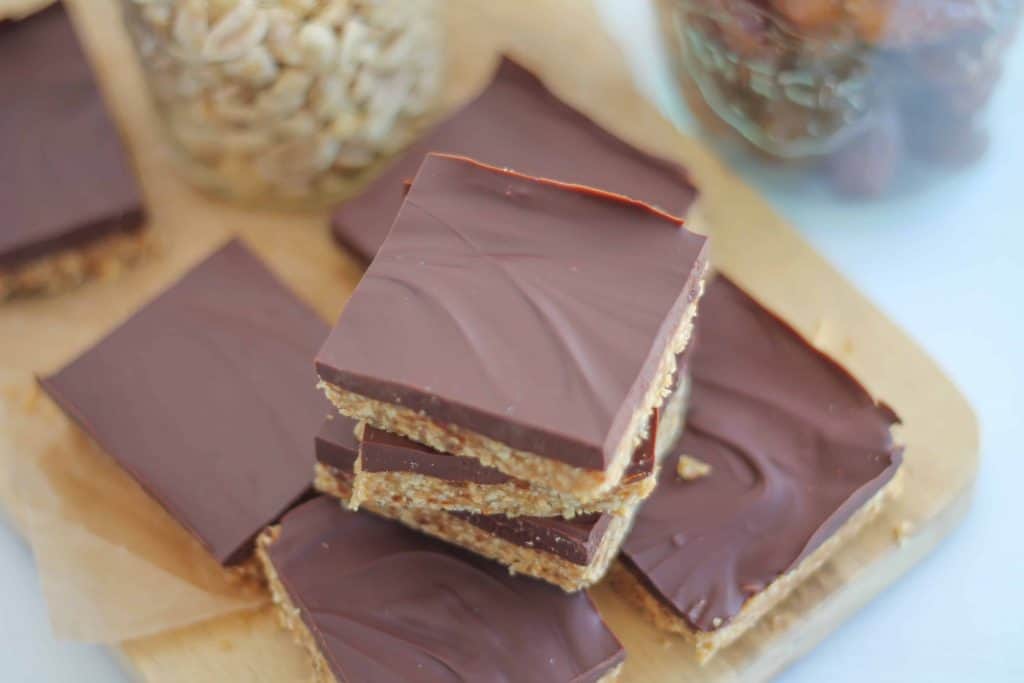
3, 1, 1022, 680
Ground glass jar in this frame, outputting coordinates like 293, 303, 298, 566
658, 0, 1021, 196
121, 0, 443, 206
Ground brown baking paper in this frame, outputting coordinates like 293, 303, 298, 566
1, 385, 264, 642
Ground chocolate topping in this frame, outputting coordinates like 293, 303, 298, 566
266, 497, 626, 682
317, 153, 708, 472
315, 416, 616, 565
621, 276, 903, 632
314, 416, 361, 473
360, 424, 513, 485
453, 511, 613, 567
40, 241, 325, 564
0, 5, 145, 269
331, 57, 698, 261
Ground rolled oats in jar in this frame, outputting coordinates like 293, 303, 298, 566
121, 0, 443, 205
659, 0, 1021, 197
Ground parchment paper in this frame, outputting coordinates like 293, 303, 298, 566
2, 384, 265, 641
0, 0, 54, 21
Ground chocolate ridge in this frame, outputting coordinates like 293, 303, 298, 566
266, 497, 626, 682
314, 416, 361, 473
621, 275, 903, 632
330, 56, 698, 262
452, 511, 613, 566
360, 425, 514, 485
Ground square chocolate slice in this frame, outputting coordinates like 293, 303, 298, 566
313, 416, 635, 592
317, 153, 709, 498
611, 275, 904, 662
39, 240, 326, 566
258, 497, 626, 683
1, 5, 147, 299
331, 58, 699, 262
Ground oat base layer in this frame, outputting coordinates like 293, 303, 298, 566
346, 376, 691, 519
256, 528, 339, 683
609, 469, 904, 663
1, 230, 150, 301
349, 466, 655, 519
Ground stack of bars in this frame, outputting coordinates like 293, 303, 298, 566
312, 152, 710, 591
29, 44, 908, 680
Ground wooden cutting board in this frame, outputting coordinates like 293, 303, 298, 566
2, 0, 978, 681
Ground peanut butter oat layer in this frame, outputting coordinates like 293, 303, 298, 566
39, 241, 324, 567
258, 497, 625, 683
322, 372, 688, 519
613, 276, 904, 663
314, 417, 637, 592
316, 153, 709, 500
1, 5, 148, 300
332, 57, 700, 262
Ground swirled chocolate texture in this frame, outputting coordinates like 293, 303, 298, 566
0, 4, 145, 269
621, 275, 903, 632
39, 240, 325, 564
266, 497, 625, 682
330, 57, 698, 262
317, 153, 707, 472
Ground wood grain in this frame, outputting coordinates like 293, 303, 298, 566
2, 0, 978, 680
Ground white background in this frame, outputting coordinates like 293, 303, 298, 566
2, 1, 1022, 680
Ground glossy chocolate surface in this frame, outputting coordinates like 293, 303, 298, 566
317, 154, 707, 472
331, 57, 698, 262
40, 241, 325, 564
621, 276, 903, 632
361, 424, 513, 485
0, 5, 145, 269
267, 497, 625, 682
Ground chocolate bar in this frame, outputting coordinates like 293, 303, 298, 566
39, 240, 325, 566
324, 363, 688, 519
331, 57, 698, 262
1, 5, 147, 299
317, 153, 708, 498
611, 275, 904, 661
258, 497, 626, 682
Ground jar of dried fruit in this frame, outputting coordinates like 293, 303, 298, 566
121, 0, 443, 206
658, 0, 1021, 197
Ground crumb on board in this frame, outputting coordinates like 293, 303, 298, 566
893, 520, 914, 545
677, 455, 711, 481
813, 318, 829, 346
770, 612, 793, 632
